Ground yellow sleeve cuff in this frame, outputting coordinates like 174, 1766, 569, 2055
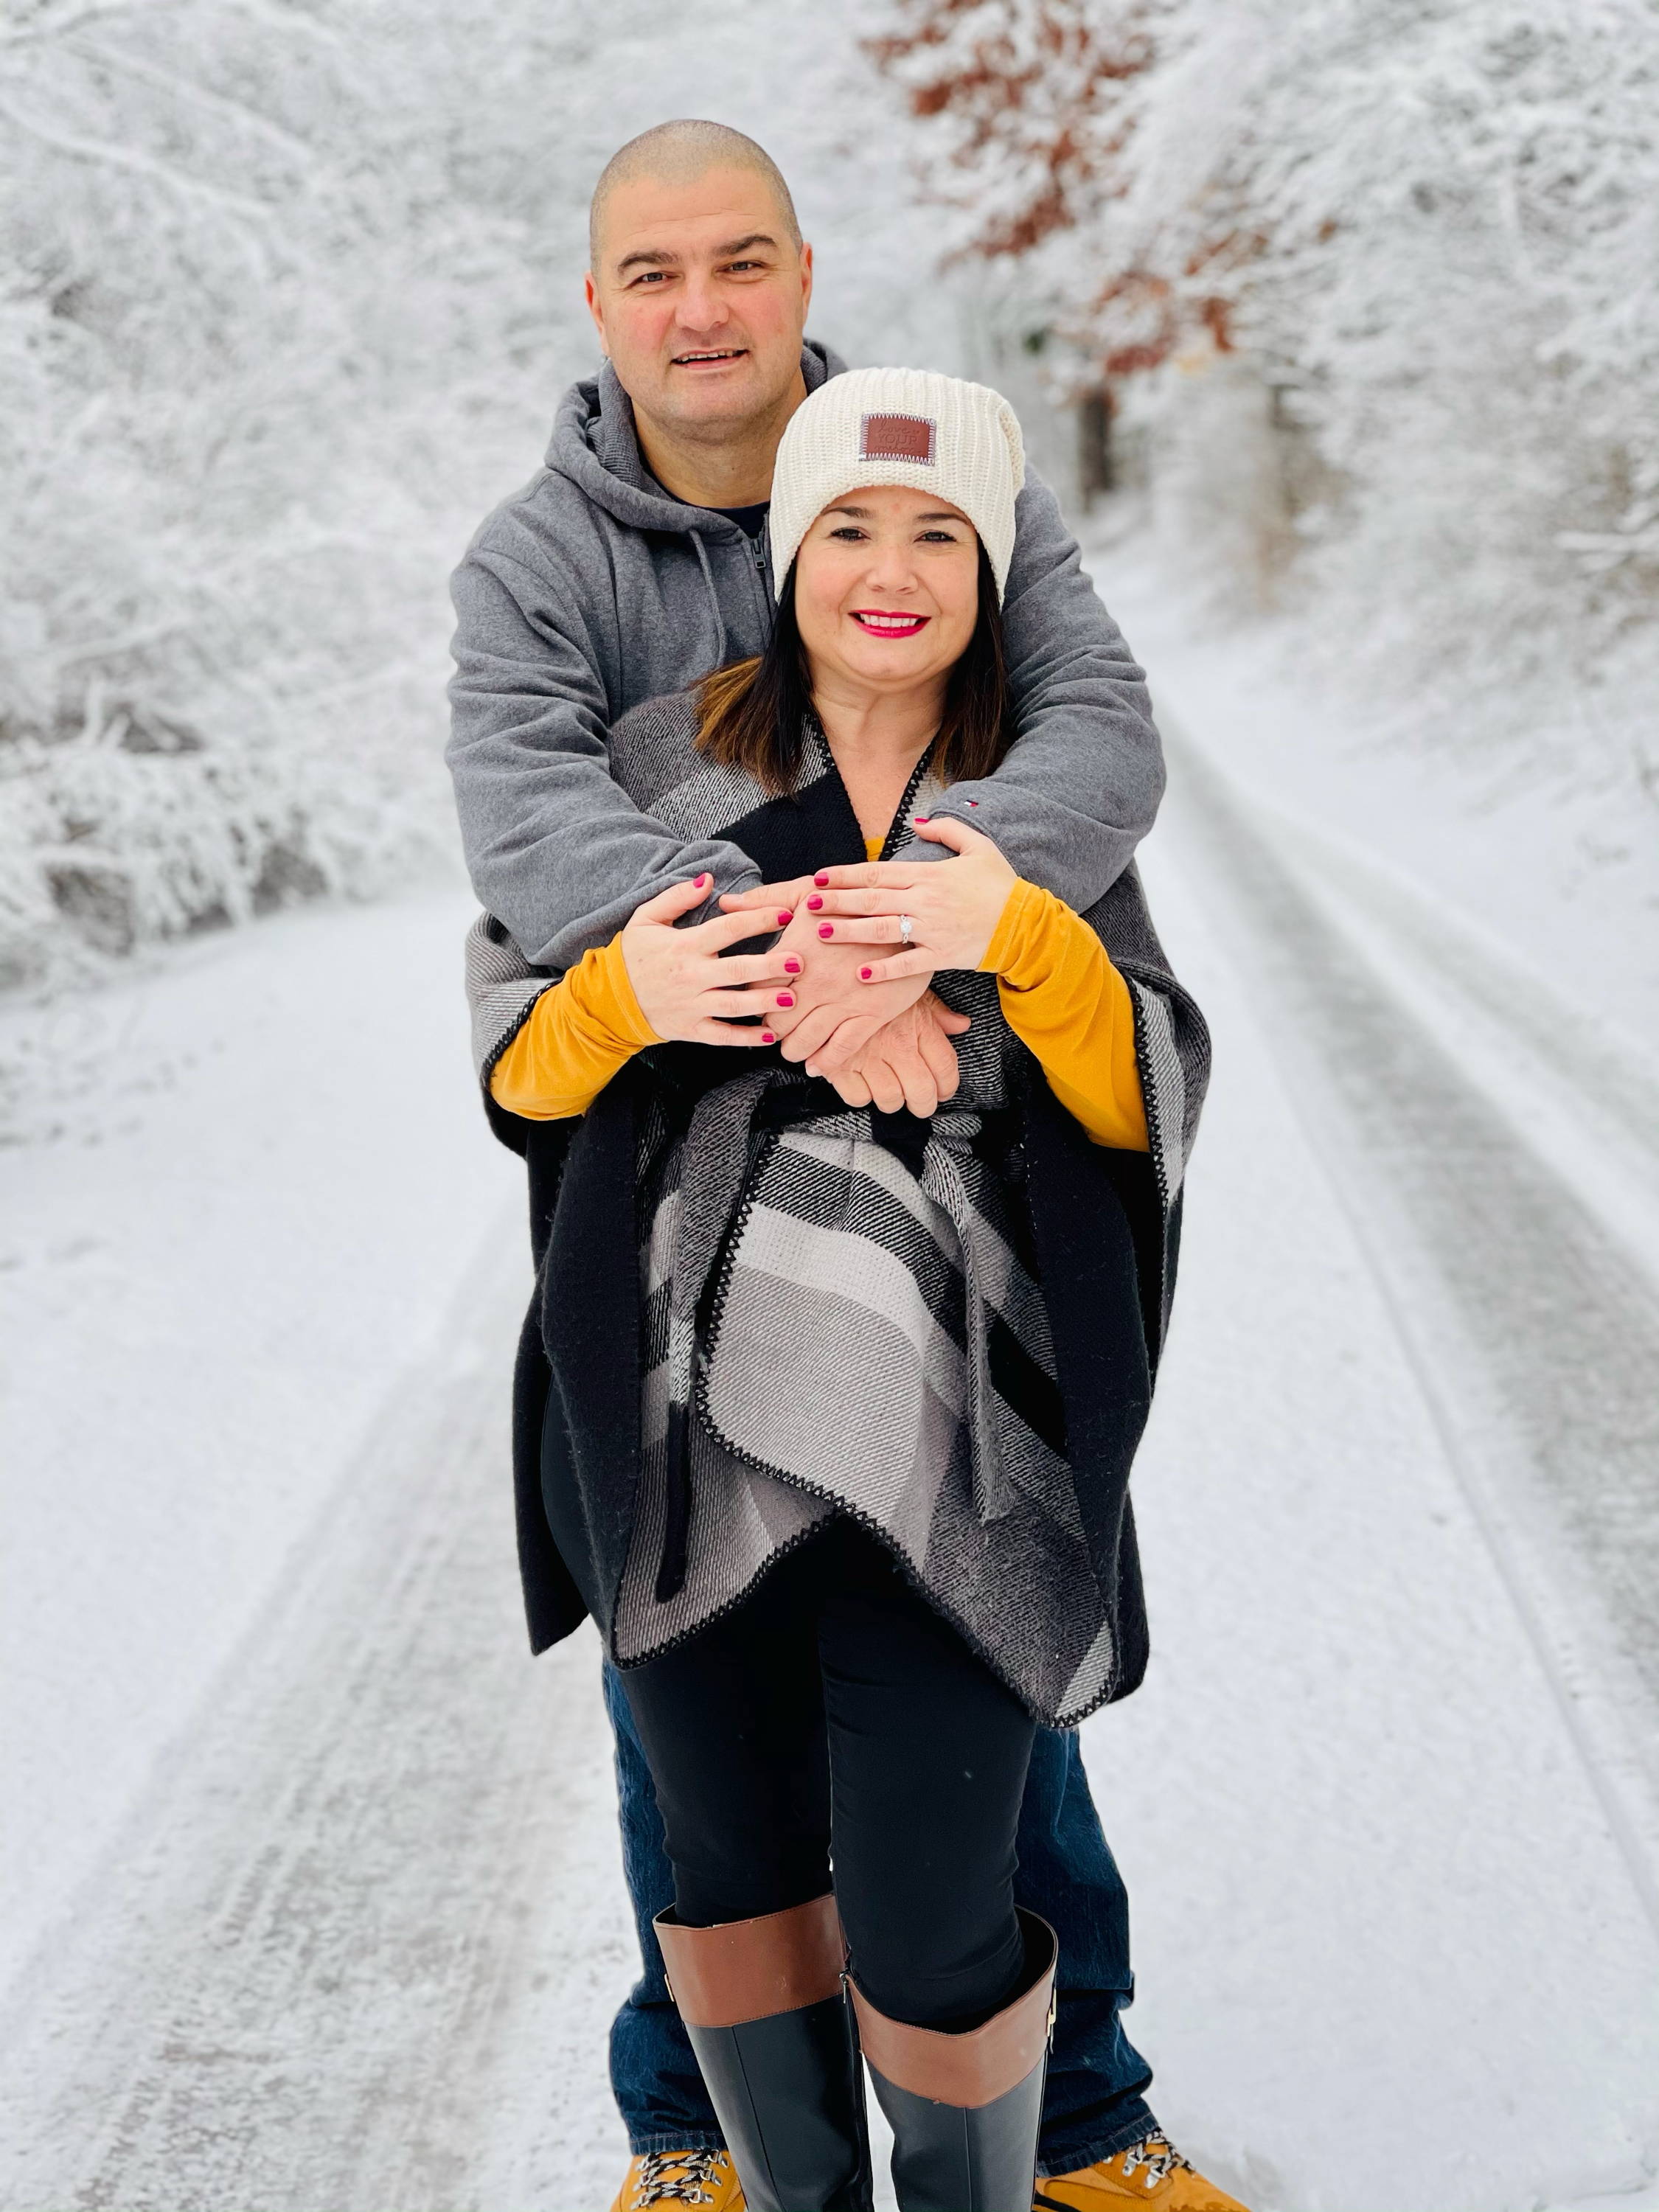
489, 935, 658, 1121
978, 878, 1050, 986
978, 879, 1149, 1152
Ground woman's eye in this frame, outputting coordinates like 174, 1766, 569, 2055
919, 530, 959, 543
829, 526, 867, 540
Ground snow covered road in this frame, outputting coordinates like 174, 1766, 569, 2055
4, 767, 1658, 2208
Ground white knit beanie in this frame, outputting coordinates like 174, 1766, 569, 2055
769, 366, 1026, 602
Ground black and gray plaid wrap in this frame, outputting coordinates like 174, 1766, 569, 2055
466, 690, 1208, 1723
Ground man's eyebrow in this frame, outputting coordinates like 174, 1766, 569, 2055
613, 232, 782, 277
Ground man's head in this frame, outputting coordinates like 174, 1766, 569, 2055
585, 121, 813, 446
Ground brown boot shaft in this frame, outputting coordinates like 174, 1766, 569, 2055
849, 1911, 1057, 2107
655, 1892, 845, 2028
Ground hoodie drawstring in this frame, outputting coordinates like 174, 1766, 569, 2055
689, 531, 729, 668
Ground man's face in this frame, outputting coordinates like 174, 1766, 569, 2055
586, 166, 813, 439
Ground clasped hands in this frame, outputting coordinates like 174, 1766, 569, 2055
621, 815, 1016, 1117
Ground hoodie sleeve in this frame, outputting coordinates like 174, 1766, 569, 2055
888, 468, 1166, 911
446, 541, 763, 969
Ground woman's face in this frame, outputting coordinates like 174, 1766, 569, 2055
791, 485, 981, 698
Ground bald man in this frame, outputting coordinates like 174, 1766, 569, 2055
447, 122, 1242, 2212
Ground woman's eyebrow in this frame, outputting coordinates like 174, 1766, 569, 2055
822, 504, 965, 523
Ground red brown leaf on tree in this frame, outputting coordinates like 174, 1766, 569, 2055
866, 0, 1253, 379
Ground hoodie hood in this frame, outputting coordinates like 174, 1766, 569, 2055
545, 340, 844, 538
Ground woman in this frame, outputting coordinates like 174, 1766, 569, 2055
467, 368, 1209, 2212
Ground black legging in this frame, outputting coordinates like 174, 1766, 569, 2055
619, 1520, 1037, 2031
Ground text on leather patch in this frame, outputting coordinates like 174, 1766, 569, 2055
860, 413, 936, 463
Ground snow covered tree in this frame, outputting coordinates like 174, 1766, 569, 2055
872, 0, 1659, 790
0, 0, 594, 986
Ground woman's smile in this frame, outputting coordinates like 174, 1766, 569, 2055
849, 608, 931, 637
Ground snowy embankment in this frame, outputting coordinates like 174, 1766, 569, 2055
4, 660, 1659, 2208
0, 887, 521, 1996
1088, 543, 1659, 1060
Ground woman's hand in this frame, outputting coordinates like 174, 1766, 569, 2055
799, 816, 1018, 982
620, 874, 800, 1046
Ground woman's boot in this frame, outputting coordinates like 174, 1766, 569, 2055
654, 1893, 872, 2212
848, 1910, 1057, 2212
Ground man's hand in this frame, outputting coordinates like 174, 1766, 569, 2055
837, 993, 971, 1115
725, 885, 931, 1069
721, 877, 968, 1112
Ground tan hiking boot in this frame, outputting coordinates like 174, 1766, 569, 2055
610, 2147, 745, 2209
1035, 2132, 1249, 2211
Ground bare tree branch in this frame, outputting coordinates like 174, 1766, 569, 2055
0, 93, 276, 220
59, 31, 327, 167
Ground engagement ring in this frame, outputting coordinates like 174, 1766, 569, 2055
899, 914, 914, 944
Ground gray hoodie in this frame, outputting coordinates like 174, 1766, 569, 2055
447, 341, 1165, 969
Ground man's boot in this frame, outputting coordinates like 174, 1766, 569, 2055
654, 1893, 872, 2212
848, 1910, 1057, 2212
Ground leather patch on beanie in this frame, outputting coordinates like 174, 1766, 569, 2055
860, 412, 936, 464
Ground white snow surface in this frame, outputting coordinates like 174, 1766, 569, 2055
0, 889, 521, 1995
1088, 539, 1659, 1060
4, 742, 1659, 2204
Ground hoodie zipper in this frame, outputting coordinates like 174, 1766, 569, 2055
754, 518, 774, 617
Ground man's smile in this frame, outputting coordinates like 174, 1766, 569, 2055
670, 347, 749, 367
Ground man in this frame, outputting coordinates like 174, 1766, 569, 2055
448, 119, 1242, 2212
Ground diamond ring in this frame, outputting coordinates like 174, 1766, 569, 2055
899, 914, 914, 945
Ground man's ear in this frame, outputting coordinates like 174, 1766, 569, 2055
799, 241, 814, 321
584, 272, 611, 358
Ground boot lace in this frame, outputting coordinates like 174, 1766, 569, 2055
1119, 2131, 1194, 2187
629, 2149, 732, 2206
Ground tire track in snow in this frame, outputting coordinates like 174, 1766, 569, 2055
0, 1227, 633, 2212
1162, 725, 1659, 1932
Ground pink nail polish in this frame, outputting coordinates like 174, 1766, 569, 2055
784, 956, 802, 974
814, 872, 830, 887
695, 872, 709, 888
776, 992, 794, 1008
818, 923, 834, 939
859, 967, 872, 981
807, 894, 824, 911
776, 910, 792, 927
760, 1031, 776, 1045
914, 815, 930, 824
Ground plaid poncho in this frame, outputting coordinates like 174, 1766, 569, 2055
468, 692, 1208, 1725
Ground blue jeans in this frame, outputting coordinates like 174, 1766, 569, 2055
602, 1660, 1155, 2176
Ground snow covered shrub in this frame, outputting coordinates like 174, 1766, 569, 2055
0, 0, 580, 989
872, 0, 1659, 792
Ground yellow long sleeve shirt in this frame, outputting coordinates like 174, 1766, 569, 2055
491, 859, 1149, 1153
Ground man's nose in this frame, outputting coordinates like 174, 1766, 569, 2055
675, 275, 731, 334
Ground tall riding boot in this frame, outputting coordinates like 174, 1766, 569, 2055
848, 1910, 1057, 2212
654, 1893, 873, 2212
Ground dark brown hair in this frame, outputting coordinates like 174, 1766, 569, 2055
695, 545, 1012, 795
